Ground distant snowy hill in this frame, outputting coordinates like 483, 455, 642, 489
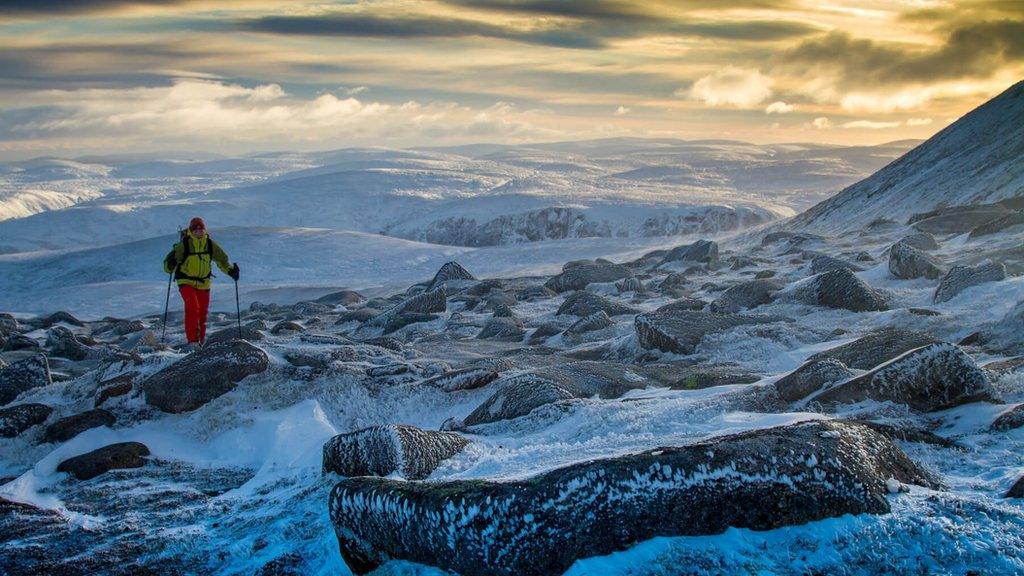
0, 138, 913, 253
789, 80, 1024, 232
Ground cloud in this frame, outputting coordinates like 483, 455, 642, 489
906, 117, 933, 126
0, 0, 189, 17
684, 67, 773, 107
841, 119, 901, 129
764, 100, 793, 114
614, 106, 630, 115
811, 117, 832, 129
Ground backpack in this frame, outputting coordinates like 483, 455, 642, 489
168, 230, 215, 282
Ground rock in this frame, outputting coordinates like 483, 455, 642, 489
659, 271, 688, 289
95, 373, 135, 407
389, 287, 447, 316
205, 324, 265, 345
0, 403, 52, 438
56, 442, 150, 481
980, 300, 1024, 353
544, 262, 632, 293
635, 310, 788, 355
810, 254, 862, 274
490, 303, 515, 318
362, 336, 404, 352
3, 332, 39, 351
910, 205, 1007, 235
1006, 476, 1024, 499
899, 232, 939, 251
969, 212, 1024, 238
111, 320, 146, 335
854, 421, 960, 449
615, 276, 645, 293
335, 308, 381, 324
655, 239, 719, 268
806, 328, 938, 370
323, 424, 468, 480
908, 308, 942, 316
811, 343, 993, 412
329, 420, 934, 576
42, 311, 84, 327
477, 317, 526, 342
383, 313, 439, 334
141, 340, 270, 413
46, 326, 91, 361
40, 409, 116, 444
775, 358, 856, 402
799, 267, 889, 312
293, 301, 333, 316
314, 289, 365, 306
754, 270, 775, 279
888, 241, 943, 280
527, 322, 565, 344
709, 279, 780, 313
427, 261, 476, 291
556, 291, 639, 317
418, 367, 499, 392
270, 320, 305, 335
564, 311, 612, 336
654, 298, 707, 313
669, 365, 762, 390
0, 355, 52, 406
933, 262, 1006, 304
0, 312, 18, 332
984, 356, 1024, 374
518, 285, 557, 301
990, 405, 1024, 432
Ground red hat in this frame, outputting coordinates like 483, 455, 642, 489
189, 217, 206, 231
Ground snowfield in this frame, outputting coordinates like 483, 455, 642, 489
1, 84, 1024, 576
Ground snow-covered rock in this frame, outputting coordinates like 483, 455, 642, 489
933, 262, 1006, 304
40, 408, 115, 444
141, 340, 269, 413
774, 358, 855, 403
0, 354, 51, 406
888, 241, 943, 280
0, 403, 52, 438
790, 268, 889, 312
426, 261, 476, 291
56, 441, 150, 481
322, 424, 468, 480
416, 367, 499, 392
709, 279, 781, 313
655, 239, 719, 267
544, 261, 631, 293
556, 290, 639, 317
635, 310, 789, 355
806, 328, 937, 370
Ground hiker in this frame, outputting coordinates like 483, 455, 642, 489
162, 217, 239, 349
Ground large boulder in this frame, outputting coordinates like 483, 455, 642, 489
141, 340, 270, 413
635, 310, 788, 355
45, 326, 91, 361
980, 299, 1024, 354
41, 311, 84, 327
910, 205, 1007, 235
796, 268, 889, 312
933, 262, 1006, 304
383, 313, 438, 335
888, 241, 943, 280
0, 312, 18, 332
205, 324, 265, 345
655, 239, 719, 267
0, 403, 52, 438
40, 409, 116, 444
314, 289, 365, 307
476, 317, 526, 342
0, 354, 52, 406
810, 254, 862, 275
774, 358, 855, 403
322, 424, 468, 481
564, 311, 612, 336
544, 261, 632, 293
95, 373, 135, 407
329, 420, 934, 576
56, 442, 150, 480
969, 212, 1024, 238
377, 287, 447, 323
709, 279, 780, 313
899, 232, 939, 251
3, 332, 39, 351
811, 343, 993, 412
426, 261, 476, 291
417, 367, 499, 392
668, 364, 762, 390
990, 404, 1024, 432
806, 328, 937, 370
556, 291, 638, 317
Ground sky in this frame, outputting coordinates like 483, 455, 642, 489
0, 0, 1021, 159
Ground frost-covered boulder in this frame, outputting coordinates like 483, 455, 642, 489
709, 279, 781, 313
40, 409, 115, 444
655, 239, 719, 268
544, 261, 631, 293
794, 268, 889, 312
774, 358, 855, 403
3, 332, 38, 351
41, 311, 84, 327
0, 354, 51, 406
476, 317, 526, 341
564, 311, 612, 336
1006, 476, 1024, 499
142, 340, 269, 413
669, 364, 762, 390
329, 420, 934, 576
56, 442, 150, 481
322, 424, 468, 481
527, 321, 565, 344
270, 320, 305, 335
389, 286, 447, 317
556, 291, 638, 317
383, 313, 439, 335
0, 403, 52, 438
95, 373, 134, 407
990, 405, 1024, 432
980, 299, 1024, 354
910, 205, 1007, 235
806, 328, 938, 370
899, 232, 939, 251
46, 326, 91, 361
615, 276, 646, 293
888, 241, 943, 280
314, 289, 365, 306
654, 298, 707, 313
335, 308, 381, 324
933, 262, 1006, 304
970, 212, 1024, 238
810, 254, 862, 275
205, 324, 264, 345
811, 343, 993, 412
417, 367, 499, 392
518, 285, 557, 302
0, 312, 18, 332
635, 310, 788, 355
426, 261, 476, 291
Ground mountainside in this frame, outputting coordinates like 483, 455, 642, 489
789, 80, 1024, 232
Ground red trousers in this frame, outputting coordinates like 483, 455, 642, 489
179, 285, 211, 343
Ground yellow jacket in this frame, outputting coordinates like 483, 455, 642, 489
163, 231, 232, 290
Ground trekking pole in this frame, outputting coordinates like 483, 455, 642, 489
235, 277, 242, 339
161, 272, 173, 343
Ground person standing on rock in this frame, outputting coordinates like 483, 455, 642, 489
163, 217, 239, 350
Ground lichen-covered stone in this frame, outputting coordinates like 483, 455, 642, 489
810, 254, 862, 275
933, 262, 1006, 304
811, 343, 993, 412
800, 268, 889, 312
888, 241, 943, 280
329, 420, 935, 576
40, 409, 116, 444
476, 317, 526, 342
899, 232, 939, 251
0, 403, 52, 438
806, 328, 938, 370
635, 310, 788, 355
426, 261, 476, 291
56, 442, 150, 480
322, 424, 468, 480
709, 279, 780, 313
417, 367, 499, 392
544, 262, 631, 293
0, 354, 51, 406
556, 290, 638, 317
775, 358, 855, 402
46, 326, 91, 361
141, 340, 269, 413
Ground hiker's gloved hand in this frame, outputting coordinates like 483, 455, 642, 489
164, 253, 177, 270
228, 263, 240, 281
